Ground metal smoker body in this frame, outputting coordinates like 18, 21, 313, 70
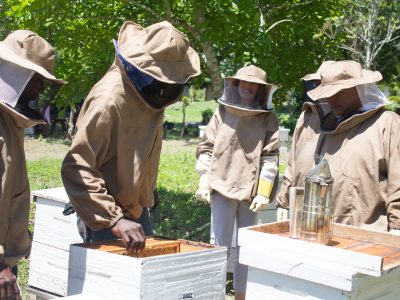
300, 159, 334, 245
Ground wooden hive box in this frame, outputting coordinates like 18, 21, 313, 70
28, 187, 82, 297
238, 221, 400, 300
67, 238, 227, 300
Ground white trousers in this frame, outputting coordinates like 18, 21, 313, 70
211, 192, 258, 293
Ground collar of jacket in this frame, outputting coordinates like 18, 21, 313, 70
217, 99, 272, 117
0, 101, 45, 128
114, 58, 180, 112
320, 104, 387, 134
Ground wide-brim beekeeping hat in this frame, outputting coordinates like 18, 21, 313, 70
116, 21, 201, 84
307, 60, 382, 100
0, 30, 65, 85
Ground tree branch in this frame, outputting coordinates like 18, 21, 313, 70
125, 0, 199, 40
183, 222, 210, 239
125, 0, 162, 20
264, 19, 292, 34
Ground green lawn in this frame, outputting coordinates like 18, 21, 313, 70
19, 141, 211, 299
18, 138, 287, 299
164, 100, 218, 123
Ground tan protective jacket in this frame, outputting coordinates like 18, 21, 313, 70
196, 104, 280, 202
61, 60, 164, 231
0, 104, 43, 268
277, 103, 400, 231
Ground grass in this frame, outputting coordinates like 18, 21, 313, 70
164, 100, 218, 123
18, 158, 64, 299
17, 136, 288, 299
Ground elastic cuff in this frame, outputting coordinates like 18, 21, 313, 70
109, 215, 124, 229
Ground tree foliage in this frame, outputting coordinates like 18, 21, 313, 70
3, 0, 397, 127
326, 0, 400, 69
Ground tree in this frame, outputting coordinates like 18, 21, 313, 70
1, 0, 350, 118
326, 0, 400, 69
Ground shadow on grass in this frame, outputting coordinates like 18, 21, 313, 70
163, 122, 202, 140
150, 186, 211, 243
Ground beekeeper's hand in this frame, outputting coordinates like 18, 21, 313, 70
249, 194, 269, 212
111, 218, 146, 254
389, 229, 400, 236
195, 174, 211, 203
0, 267, 21, 300
277, 207, 289, 221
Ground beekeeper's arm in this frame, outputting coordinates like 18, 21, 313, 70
275, 111, 308, 221
61, 103, 145, 252
250, 114, 280, 212
195, 110, 220, 203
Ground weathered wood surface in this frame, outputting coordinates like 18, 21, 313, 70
32, 187, 70, 204
246, 266, 400, 300
29, 188, 81, 297
239, 222, 400, 299
68, 238, 227, 299
32, 197, 81, 251
242, 222, 400, 273
28, 242, 70, 296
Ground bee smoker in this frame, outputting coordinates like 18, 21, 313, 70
299, 159, 334, 245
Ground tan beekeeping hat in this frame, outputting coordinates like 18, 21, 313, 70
117, 21, 201, 84
0, 30, 65, 85
308, 60, 382, 100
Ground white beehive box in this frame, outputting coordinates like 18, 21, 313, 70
238, 221, 400, 300
67, 238, 227, 300
28, 187, 82, 297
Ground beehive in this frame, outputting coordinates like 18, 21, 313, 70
28, 187, 82, 297
67, 238, 227, 299
238, 221, 400, 300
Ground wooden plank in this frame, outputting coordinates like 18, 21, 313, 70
33, 197, 82, 250
239, 245, 357, 291
238, 225, 384, 276
249, 221, 289, 234
32, 187, 70, 204
56, 295, 105, 299
28, 242, 70, 297
68, 240, 227, 299
78, 238, 216, 256
333, 223, 400, 248
246, 267, 350, 300
139, 249, 227, 299
244, 222, 400, 274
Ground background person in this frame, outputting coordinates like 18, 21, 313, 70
0, 30, 65, 300
195, 65, 280, 300
277, 60, 400, 234
276, 61, 334, 221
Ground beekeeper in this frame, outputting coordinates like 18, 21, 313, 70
0, 30, 65, 300
276, 60, 335, 221
195, 65, 280, 300
276, 60, 400, 234
61, 21, 200, 252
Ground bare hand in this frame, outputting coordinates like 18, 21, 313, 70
0, 267, 21, 300
111, 218, 146, 254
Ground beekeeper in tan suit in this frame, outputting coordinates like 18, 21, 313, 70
276, 61, 335, 221
61, 21, 200, 252
195, 65, 280, 300
276, 60, 400, 234
0, 30, 65, 300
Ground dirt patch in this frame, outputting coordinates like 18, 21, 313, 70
24, 137, 71, 161
24, 137, 289, 165
161, 139, 198, 154
23, 138, 200, 161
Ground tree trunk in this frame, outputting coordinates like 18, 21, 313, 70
191, 2, 224, 100
67, 106, 75, 140
181, 104, 186, 138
